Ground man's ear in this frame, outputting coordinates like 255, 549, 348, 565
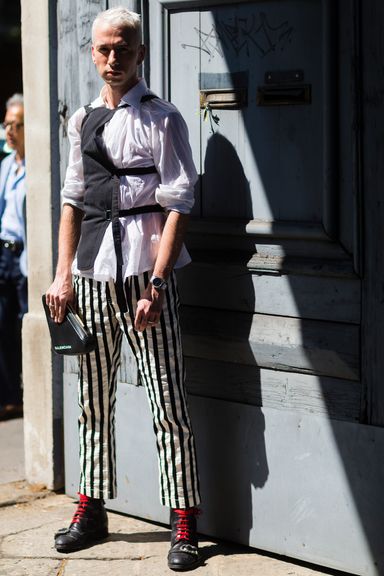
137, 44, 146, 66
91, 45, 96, 64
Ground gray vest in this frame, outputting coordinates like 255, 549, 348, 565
77, 97, 161, 309
78, 100, 160, 270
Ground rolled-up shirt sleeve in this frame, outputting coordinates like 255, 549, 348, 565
153, 110, 197, 214
61, 108, 86, 210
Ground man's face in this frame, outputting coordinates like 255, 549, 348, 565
3, 104, 24, 153
92, 23, 145, 91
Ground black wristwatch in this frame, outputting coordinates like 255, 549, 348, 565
150, 275, 168, 291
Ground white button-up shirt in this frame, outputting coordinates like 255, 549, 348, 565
62, 79, 197, 281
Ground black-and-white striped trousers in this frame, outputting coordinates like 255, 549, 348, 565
73, 272, 200, 509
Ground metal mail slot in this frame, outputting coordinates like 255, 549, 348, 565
257, 84, 311, 106
200, 89, 248, 110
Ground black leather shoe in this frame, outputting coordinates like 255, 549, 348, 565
54, 494, 108, 553
168, 507, 201, 571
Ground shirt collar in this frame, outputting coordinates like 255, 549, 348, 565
11, 155, 25, 173
120, 78, 153, 109
97, 78, 154, 110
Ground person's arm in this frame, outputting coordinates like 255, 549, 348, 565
134, 210, 189, 331
134, 107, 197, 332
45, 204, 83, 323
45, 107, 85, 322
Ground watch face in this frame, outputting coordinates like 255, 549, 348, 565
151, 276, 166, 289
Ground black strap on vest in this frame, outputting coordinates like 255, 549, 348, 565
105, 203, 164, 221
81, 94, 161, 312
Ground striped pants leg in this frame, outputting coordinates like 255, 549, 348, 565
74, 272, 200, 509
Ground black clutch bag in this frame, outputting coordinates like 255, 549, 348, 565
42, 295, 96, 355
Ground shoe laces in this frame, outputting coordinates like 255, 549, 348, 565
173, 507, 199, 542
71, 493, 92, 524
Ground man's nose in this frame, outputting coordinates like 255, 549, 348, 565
107, 50, 117, 64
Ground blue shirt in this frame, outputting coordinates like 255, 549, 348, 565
0, 152, 27, 276
0, 156, 25, 242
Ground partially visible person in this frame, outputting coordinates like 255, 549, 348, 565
0, 93, 26, 420
0, 125, 9, 162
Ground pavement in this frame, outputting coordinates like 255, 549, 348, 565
0, 418, 349, 576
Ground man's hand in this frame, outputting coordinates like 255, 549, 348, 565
45, 204, 83, 323
45, 274, 74, 323
134, 284, 165, 332
45, 204, 84, 322
133, 211, 189, 332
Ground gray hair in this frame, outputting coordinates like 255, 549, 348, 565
92, 7, 142, 43
6, 93, 24, 109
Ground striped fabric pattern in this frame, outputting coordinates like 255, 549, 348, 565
73, 272, 200, 509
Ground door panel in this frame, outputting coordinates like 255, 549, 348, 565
178, 265, 360, 321
196, 3, 323, 221
181, 308, 359, 380
169, 2, 324, 223
149, 0, 360, 391
170, 11, 201, 171
57, 0, 106, 184
143, 0, 371, 573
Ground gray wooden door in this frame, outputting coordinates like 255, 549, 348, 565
154, 0, 361, 399
59, 1, 384, 574
144, 1, 384, 574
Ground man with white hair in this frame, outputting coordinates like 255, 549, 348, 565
0, 93, 26, 421
46, 7, 201, 571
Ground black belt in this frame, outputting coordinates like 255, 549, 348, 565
115, 165, 158, 177
105, 204, 164, 221
0, 238, 23, 255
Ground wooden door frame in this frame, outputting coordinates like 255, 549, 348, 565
360, 0, 384, 426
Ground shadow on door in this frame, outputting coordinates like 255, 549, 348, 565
174, 2, 384, 574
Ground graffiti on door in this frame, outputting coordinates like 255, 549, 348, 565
181, 12, 294, 59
